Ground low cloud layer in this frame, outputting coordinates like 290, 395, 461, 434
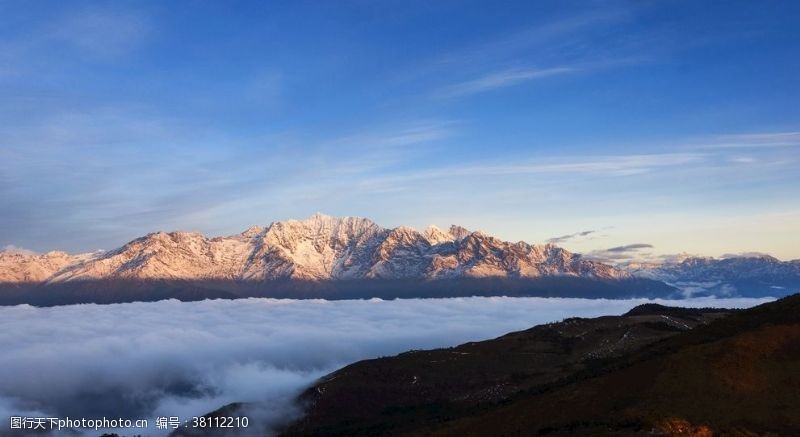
0, 296, 774, 435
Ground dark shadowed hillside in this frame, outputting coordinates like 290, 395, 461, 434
277, 295, 799, 436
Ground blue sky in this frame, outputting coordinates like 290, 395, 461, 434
1, 0, 799, 260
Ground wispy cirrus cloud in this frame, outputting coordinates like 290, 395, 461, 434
607, 243, 654, 253
0, 5, 150, 72
584, 243, 655, 263
357, 152, 706, 189
50, 7, 151, 58
399, 6, 650, 103
324, 121, 455, 151
436, 67, 575, 99
547, 230, 596, 244
410, 8, 631, 78
700, 132, 800, 149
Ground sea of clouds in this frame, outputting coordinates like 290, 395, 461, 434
0, 296, 775, 436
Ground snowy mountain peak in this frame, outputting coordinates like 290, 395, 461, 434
423, 225, 453, 244
0, 215, 632, 284
241, 225, 265, 238
448, 225, 471, 241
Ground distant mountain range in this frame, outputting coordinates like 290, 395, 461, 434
0, 214, 797, 305
0, 213, 627, 283
624, 255, 800, 297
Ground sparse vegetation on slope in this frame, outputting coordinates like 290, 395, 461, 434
280, 295, 799, 436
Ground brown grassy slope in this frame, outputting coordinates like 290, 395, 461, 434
428, 295, 800, 436
282, 305, 737, 436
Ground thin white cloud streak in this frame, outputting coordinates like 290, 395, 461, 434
325, 121, 455, 150
409, 131, 800, 187
312, 121, 456, 175
436, 67, 575, 98
405, 8, 631, 79
0, 5, 150, 75
699, 132, 800, 149
50, 8, 151, 58
0, 296, 774, 436
391, 6, 654, 103
357, 153, 705, 189
584, 243, 657, 263
547, 230, 596, 244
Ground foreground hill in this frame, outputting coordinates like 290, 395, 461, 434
0, 214, 678, 305
280, 295, 799, 436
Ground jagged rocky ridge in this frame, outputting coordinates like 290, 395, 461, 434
0, 213, 628, 283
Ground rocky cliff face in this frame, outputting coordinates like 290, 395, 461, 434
0, 213, 629, 284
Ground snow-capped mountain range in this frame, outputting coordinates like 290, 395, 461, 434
624, 255, 800, 297
3, 214, 796, 304
0, 213, 628, 284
